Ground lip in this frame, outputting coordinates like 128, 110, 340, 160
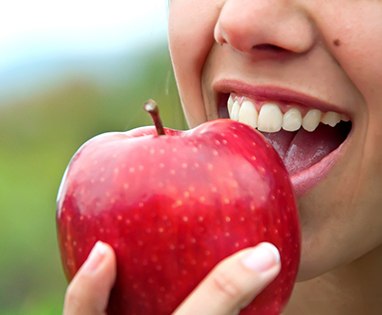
214, 79, 351, 116
213, 79, 353, 197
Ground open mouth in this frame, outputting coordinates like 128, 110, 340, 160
218, 92, 353, 195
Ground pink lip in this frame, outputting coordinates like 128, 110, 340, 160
214, 79, 353, 196
214, 80, 350, 115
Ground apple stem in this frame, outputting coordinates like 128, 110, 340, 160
144, 99, 166, 136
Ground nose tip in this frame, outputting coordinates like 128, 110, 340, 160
214, 1, 315, 56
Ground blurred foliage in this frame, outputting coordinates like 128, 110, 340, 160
0, 41, 185, 314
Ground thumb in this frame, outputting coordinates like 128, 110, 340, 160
175, 242, 281, 315
63, 241, 116, 315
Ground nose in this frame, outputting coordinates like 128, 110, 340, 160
214, 0, 315, 55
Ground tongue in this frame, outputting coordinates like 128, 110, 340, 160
262, 124, 345, 175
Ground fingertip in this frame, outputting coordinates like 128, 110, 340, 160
241, 242, 281, 273
63, 241, 117, 315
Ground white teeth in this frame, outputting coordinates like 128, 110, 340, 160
321, 111, 341, 127
227, 95, 234, 114
282, 108, 302, 132
230, 100, 240, 120
238, 100, 258, 128
302, 109, 321, 132
258, 103, 283, 133
227, 95, 349, 133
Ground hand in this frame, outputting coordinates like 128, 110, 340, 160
63, 241, 281, 315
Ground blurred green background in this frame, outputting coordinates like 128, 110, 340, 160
0, 2, 185, 314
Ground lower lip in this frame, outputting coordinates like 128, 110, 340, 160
290, 131, 352, 197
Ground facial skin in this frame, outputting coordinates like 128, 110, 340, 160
168, 0, 382, 304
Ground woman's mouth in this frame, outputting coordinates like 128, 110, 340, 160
217, 90, 353, 196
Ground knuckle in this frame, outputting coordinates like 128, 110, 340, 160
210, 266, 245, 301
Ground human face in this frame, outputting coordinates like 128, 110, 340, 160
168, 0, 382, 281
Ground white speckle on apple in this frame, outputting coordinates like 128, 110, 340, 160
100, 177, 105, 183
149, 148, 155, 155
240, 216, 246, 222
125, 219, 131, 225
222, 139, 228, 145
225, 216, 231, 222
113, 167, 120, 175
181, 162, 188, 169
223, 198, 231, 205
117, 215, 122, 221
213, 150, 219, 156
79, 215, 84, 221
189, 185, 195, 192
158, 227, 164, 233
183, 190, 190, 198
159, 163, 165, 168
182, 215, 189, 222
123, 183, 129, 190
193, 162, 200, 168
172, 147, 178, 153
251, 155, 257, 161
99, 228, 104, 233
170, 169, 176, 175
211, 186, 218, 192
169, 244, 176, 250
192, 147, 198, 153
207, 163, 214, 171
190, 238, 196, 244
199, 196, 206, 203
197, 216, 204, 222
205, 250, 211, 256
73, 241, 77, 247
129, 167, 135, 173
174, 200, 183, 208
225, 232, 231, 237
159, 149, 165, 155
215, 139, 221, 145
234, 242, 240, 248
138, 165, 144, 171
139, 202, 144, 208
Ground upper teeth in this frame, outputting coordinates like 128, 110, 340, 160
227, 95, 349, 133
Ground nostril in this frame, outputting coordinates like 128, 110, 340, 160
253, 44, 287, 53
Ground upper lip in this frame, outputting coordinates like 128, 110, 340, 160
214, 79, 351, 116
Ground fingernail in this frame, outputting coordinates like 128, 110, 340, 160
82, 241, 108, 272
241, 242, 280, 272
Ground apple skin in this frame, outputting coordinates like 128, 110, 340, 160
56, 119, 300, 315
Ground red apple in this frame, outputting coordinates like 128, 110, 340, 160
56, 100, 300, 315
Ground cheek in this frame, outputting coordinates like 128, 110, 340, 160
317, 3, 382, 101
168, 1, 221, 127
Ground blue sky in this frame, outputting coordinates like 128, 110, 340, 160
0, 0, 168, 73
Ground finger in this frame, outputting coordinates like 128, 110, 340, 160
63, 241, 116, 315
174, 242, 281, 315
